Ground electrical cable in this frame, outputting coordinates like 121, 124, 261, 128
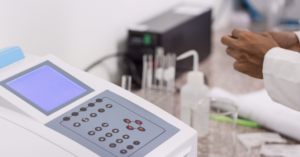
84, 53, 126, 72
84, 52, 142, 87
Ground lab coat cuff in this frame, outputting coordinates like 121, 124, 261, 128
263, 47, 300, 78
294, 31, 300, 44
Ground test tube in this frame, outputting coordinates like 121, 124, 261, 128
147, 54, 153, 90
142, 54, 147, 91
121, 75, 132, 92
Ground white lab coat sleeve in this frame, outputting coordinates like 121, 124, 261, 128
263, 47, 300, 112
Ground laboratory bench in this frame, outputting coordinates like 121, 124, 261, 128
134, 27, 299, 157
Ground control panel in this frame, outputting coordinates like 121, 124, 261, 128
46, 90, 179, 157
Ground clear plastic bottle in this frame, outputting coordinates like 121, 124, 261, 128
177, 50, 209, 136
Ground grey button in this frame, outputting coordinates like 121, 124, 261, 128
73, 122, 81, 127
120, 149, 127, 154
80, 107, 87, 111
96, 99, 102, 102
72, 112, 79, 116
90, 113, 97, 117
63, 117, 70, 121
106, 104, 113, 108
109, 143, 116, 148
127, 145, 134, 149
106, 133, 113, 137
102, 123, 109, 127
88, 103, 95, 107
88, 131, 95, 135
82, 118, 89, 122
99, 137, 106, 141
98, 108, 105, 113
133, 141, 140, 145
116, 139, 123, 143
123, 135, 130, 139
95, 127, 102, 131
112, 129, 119, 133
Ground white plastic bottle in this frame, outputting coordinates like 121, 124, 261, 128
177, 50, 209, 136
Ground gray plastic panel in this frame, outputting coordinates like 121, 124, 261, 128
46, 90, 179, 157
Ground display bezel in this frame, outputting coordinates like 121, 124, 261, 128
0, 61, 94, 116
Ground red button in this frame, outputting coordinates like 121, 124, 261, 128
138, 127, 145, 131
123, 119, 131, 123
135, 120, 142, 125
127, 126, 134, 130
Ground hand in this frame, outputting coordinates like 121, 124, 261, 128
221, 29, 279, 79
265, 31, 300, 52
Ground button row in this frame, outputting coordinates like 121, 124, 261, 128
62, 102, 113, 121
123, 119, 143, 125
126, 125, 145, 131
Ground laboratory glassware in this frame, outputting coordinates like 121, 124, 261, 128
192, 97, 238, 157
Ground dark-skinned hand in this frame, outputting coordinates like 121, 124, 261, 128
265, 31, 300, 53
221, 29, 279, 79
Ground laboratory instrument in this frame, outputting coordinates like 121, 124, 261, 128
0, 46, 197, 157
177, 50, 209, 127
126, 4, 212, 85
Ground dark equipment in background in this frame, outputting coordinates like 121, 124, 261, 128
126, 5, 212, 87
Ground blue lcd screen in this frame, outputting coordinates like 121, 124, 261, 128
6, 65, 87, 112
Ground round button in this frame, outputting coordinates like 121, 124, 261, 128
106, 104, 113, 108
98, 108, 105, 113
88, 103, 95, 107
95, 127, 102, 131
127, 145, 134, 149
106, 133, 113, 137
82, 118, 89, 122
126, 126, 134, 130
99, 137, 106, 142
133, 141, 140, 145
102, 123, 109, 127
123, 119, 131, 123
109, 143, 116, 148
73, 122, 81, 127
112, 129, 119, 133
88, 131, 95, 135
72, 112, 79, 116
116, 139, 123, 143
96, 99, 102, 102
120, 149, 127, 154
135, 120, 142, 125
90, 113, 97, 117
80, 107, 87, 111
138, 127, 145, 132
63, 117, 70, 121
123, 135, 130, 139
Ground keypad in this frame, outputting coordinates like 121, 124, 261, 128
47, 91, 179, 157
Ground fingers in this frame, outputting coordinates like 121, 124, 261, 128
227, 47, 248, 61
221, 35, 237, 48
232, 29, 244, 38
